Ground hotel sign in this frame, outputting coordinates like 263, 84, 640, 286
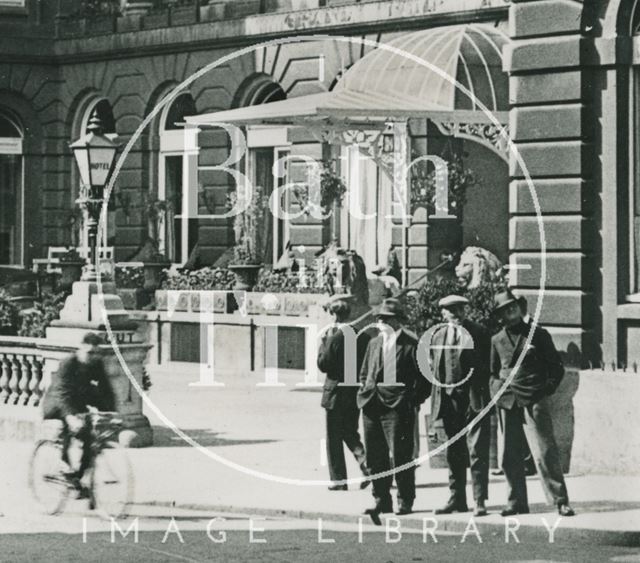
247, 0, 509, 35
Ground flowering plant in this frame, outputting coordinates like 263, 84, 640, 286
227, 186, 269, 265
403, 276, 505, 336
0, 289, 18, 333
253, 268, 326, 294
115, 265, 145, 289
410, 153, 478, 218
18, 292, 66, 338
291, 159, 347, 216
162, 267, 236, 291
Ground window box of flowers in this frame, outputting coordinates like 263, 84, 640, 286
251, 268, 327, 317
155, 266, 236, 313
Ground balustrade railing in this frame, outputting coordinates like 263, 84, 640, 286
0, 337, 73, 411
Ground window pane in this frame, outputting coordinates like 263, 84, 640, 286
0, 115, 20, 137
0, 154, 21, 264
253, 148, 275, 264
165, 155, 182, 261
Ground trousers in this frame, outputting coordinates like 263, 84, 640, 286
363, 398, 416, 509
498, 401, 569, 509
440, 393, 491, 506
325, 406, 368, 482
61, 418, 93, 479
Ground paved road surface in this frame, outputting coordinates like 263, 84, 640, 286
3, 508, 640, 563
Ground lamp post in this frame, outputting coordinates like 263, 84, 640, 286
69, 113, 119, 281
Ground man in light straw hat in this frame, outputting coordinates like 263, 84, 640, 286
317, 294, 372, 491
490, 289, 575, 517
430, 294, 492, 517
357, 298, 431, 523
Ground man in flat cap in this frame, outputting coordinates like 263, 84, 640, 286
317, 294, 372, 490
490, 290, 575, 517
42, 332, 116, 498
430, 295, 491, 516
358, 298, 431, 521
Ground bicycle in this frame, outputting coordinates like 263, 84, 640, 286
28, 409, 134, 519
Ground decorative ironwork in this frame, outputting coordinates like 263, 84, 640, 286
307, 123, 393, 175
432, 120, 510, 162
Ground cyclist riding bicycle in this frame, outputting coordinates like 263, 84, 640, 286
41, 332, 116, 498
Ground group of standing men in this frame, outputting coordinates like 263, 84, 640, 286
317, 290, 575, 524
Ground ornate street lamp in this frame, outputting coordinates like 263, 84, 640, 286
381, 122, 395, 154
69, 113, 119, 281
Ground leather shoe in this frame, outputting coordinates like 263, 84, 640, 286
359, 478, 371, 490
558, 503, 575, 517
75, 486, 90, 500
364, 508, 382, 526
328, 484, 347, 491
395, 505, 412, 516
500, 506, 530, 517
434, 502, 469, 515
473, 505, 488, 517
364, 501, 393, 526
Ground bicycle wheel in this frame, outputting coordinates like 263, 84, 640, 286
89, 441, 134, 519
28, 440, 70, 516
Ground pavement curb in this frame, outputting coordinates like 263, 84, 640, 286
138, 501, 640, 547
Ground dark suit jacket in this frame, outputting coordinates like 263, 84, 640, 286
430, 319, 491, 420
317, 321, 374, 410
42, 355, 116, 420
490, 322, 564, 409
357, 328, 431, 410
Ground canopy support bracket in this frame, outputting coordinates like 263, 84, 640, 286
432, 120, 510, 162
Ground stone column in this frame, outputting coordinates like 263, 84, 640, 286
47, 280, 153, 447
506, 0, 593, 366
507, 0, 593, 472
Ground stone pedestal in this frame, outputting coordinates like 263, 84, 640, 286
47, 281, 153, 447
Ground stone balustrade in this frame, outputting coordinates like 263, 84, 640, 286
0, 336, 75, 441
0, 338, 45, 409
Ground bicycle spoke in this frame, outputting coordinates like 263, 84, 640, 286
91, 441, 133, 520
28, 440, 70, 516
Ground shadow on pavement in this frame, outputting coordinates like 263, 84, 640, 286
150, 426, 277, 448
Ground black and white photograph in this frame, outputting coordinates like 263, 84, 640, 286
0, 0, 639, 561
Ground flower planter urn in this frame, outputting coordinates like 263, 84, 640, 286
228, 264, 262, 291
59, 260, 85, 292
142, 262, 168, 293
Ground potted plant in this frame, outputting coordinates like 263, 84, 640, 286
129, 197, 172, 293
290, 159, 347, 217
58, 247, 85, 292
228, 242, 262, 291
227, 187, 267, 291
409, 152, 477, 218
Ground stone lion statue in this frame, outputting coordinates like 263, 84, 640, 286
455, 246, 505, 289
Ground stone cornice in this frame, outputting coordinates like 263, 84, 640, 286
1, 0, 509, 65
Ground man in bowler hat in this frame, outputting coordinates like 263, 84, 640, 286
317, 294, 372, 490
430, 295, 492, 517
490, 290, 575, 517
358, 298, 431, 521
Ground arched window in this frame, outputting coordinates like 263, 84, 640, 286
0, 111, 24, 265
81, 98, 116, 137
158, 92, 197, 263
